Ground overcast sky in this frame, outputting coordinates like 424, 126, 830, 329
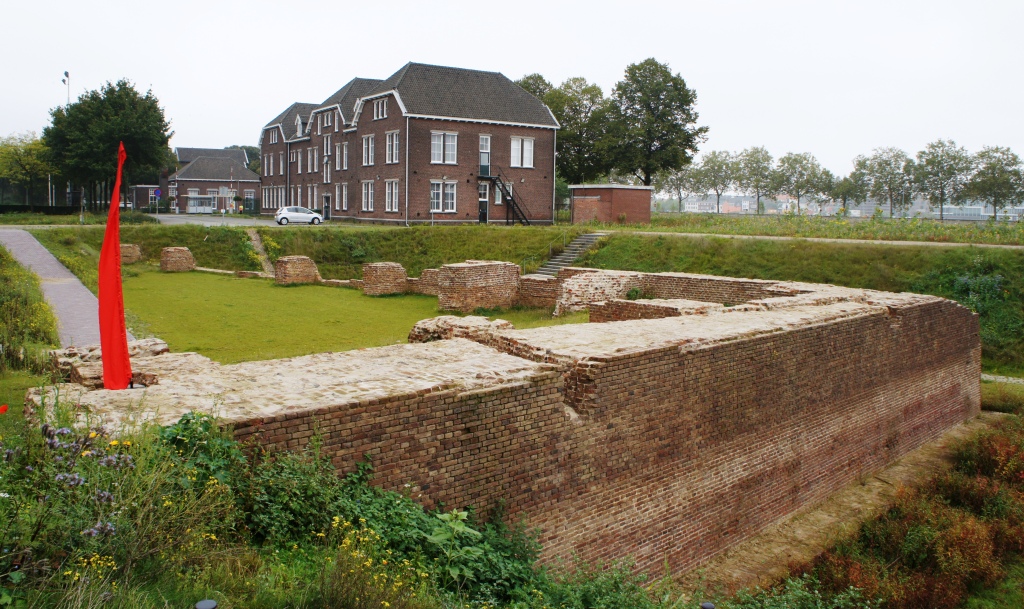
2, 0, 1021, 175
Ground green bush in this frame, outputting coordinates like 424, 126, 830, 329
981, 382, 1024, 414
726, 575, 876, 609
0, 245, 58, 372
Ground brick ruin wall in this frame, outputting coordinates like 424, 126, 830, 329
589, 299, 724, 323
225, 283, 979, 575
120, 244, 142, 265
519, 275, 560, 308
232, 369, 569, 517
275, 256, 322, 285
437, 261, 521, 312
362, 262, 409, 295
159, 247, 195, 272
410, 268, 440, 296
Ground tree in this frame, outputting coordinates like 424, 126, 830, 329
914, 139, 974, 221
602, 58, 707, 186
227, 145, 261, 174
812, 168, 837, 215
965, 146, 1024, 217
43, 79, 172, 208
830, 162, 869, 214
735, 147, 776, 214
545, 77, 611, 184
695, 151, 735, 214
657, 164, 701, 213
776, 152, 822, 214
514, 73, 553, 100
0, 132, 52, 209
863, 147, 915, 218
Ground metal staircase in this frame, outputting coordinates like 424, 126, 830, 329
487, 165, 531, 226
533, 232, 607, 277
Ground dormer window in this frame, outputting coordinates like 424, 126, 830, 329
295, 116, 302, 137
324, 112, 332, 128
269, 130, 278, 144
373, 99, 388, 120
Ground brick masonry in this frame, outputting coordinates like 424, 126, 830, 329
519, 274, 560, 308
437, 261, 521, 312
589, 298, 724, 323
120, 244, 142, 265
38, 270, 982, 578
274, 256, 322, 285
159, 247, 195, 272
362, 262, 409, 295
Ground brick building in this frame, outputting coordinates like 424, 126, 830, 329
258, 63, 559, 224
167, 154, 260, 214
570, 184, 652, 224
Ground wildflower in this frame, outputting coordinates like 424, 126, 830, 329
89, 432, 97, 438
0, 405, 7, 415
109, 440, 119, 446
95, 490, 114, 504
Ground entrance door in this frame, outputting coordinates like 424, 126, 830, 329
323, 194, 331, 219
478, 182, 489, 224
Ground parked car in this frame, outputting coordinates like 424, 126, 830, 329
275, 206, 323, 225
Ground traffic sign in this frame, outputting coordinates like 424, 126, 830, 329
154, 188, 162, 197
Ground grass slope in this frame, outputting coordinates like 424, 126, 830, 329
598, 213, 1024, 245
260, 224, 585, 278
121, 268, 585, 363
580, 234, 1024, 372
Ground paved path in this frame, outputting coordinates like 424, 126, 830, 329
982, 373, 1024, 385
0, 229, 132, 348
612, 230, 1024, 250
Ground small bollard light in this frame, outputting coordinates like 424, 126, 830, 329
195, 601, 218, 609
700, 603, 715, 609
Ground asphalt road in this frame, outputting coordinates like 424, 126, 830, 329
148, 213, 279, 227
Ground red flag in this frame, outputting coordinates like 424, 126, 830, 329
98, 142, 133, 390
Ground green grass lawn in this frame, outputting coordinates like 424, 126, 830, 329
0, 371, 44, 440
122, 267, 586, 364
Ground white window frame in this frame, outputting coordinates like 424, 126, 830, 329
385, 131, 400, 164
323, 163, 331, 184
430, 131, 458, 164
361, 180, 374, 211
278, 152, 284, 175
385, 179, 399, 212
269, 154, 274, 176
362, 135, 375, 166
334, 183, 340, 210
430, 180, 457, 213
244, 189, 255, 203
479, 135, 491, 171
314, 148, 319, 172
342, 142, 348, 170
342, 183, 348, 211
335, 143, 342, 170
269, 130, 278, 144
297, 151, 302, 174
324, 112, 332, 128
373, 98, 388, 120
495, 181, 508, 205
511, 137, 535, 168
324, 134, 331, 156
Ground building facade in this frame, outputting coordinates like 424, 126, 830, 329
259, 63, 559, 225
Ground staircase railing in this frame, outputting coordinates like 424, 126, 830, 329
488, 165, 531, 226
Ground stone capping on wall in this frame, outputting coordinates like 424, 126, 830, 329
589, 298, 725, 323
274, 255, 322, 285
159, 247, 195, 272
362, 262, 409, 295
120, 244, 142, 265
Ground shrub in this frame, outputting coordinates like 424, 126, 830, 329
0, 245, 58, 372
981, 381, 1024, 414
727, 574, 877, 609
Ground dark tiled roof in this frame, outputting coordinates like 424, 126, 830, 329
176, 147, 248, 165
320, 78, 383, 124
172, 157, 260, 182
263, 102, 318, 140
369, 63, 558, 127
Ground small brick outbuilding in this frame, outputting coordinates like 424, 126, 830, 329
570, 184, 652, 224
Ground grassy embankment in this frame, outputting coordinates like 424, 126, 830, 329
580, 234, 1024, 374
0, 211, 158, 225
31, 225, 587, 363
595, 213, 1024, 246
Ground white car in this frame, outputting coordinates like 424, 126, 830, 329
275, 206, 323, 225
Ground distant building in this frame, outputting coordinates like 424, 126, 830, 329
167, 149, 260, 213
258, 62, 559, 225
570, 185, 652, 224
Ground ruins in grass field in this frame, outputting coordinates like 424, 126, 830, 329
38, 262, 981, 575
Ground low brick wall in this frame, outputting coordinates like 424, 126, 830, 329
641, 273, 797, 304
437, 261, 521, 312
410, 268, 440, 296
589, 299, 723, 323
519, 274, 560, 308
120, 244, 141, 265
554, 270, 644, 316
275, 256, 321, 285
160, 247, 195, 272
362, 262, 409, 295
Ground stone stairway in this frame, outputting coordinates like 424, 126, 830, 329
533, 232, 608, 277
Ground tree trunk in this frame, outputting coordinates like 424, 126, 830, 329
716, 192, 721, 214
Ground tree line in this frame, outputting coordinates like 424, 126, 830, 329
658, 143, 1024, 218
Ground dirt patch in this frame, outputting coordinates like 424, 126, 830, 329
677, 412, 1006, 597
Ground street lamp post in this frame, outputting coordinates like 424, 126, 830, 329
61, 71, 79, 222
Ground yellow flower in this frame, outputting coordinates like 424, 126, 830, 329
89, 432, 97, 438
109, 440, 119, 446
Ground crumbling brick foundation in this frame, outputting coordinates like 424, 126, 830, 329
437, 261, 521, 312
120, 244, 142, 265
519, 274, 560, 308
159, 247, 195, 272
362, 262, 409, 295
36, 269, 981, 579
275, 256, 322, 285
